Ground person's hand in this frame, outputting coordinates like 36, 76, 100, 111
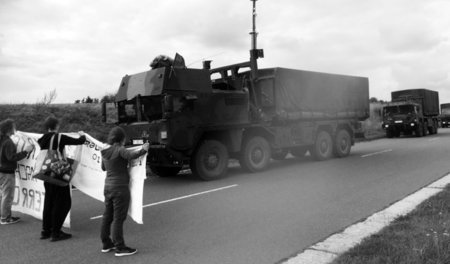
24, 144, 34, 153
142, 143, 149, 152
78, 131, 85, 136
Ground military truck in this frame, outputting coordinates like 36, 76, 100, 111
382, 89, 439, 137
440, 103, 450, 128
105, 1, 370, 180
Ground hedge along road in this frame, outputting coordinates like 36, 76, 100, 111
1, 129, 450, 264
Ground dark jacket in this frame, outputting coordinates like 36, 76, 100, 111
0, 135, 28, 174
101, 144, 147, 187
38, 132, 86, 152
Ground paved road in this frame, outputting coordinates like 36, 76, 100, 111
2, 130, 450, 264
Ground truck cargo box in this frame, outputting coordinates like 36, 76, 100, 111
441, 103, 450, 115
255, 68, 369, 121
391, 89, 439, 117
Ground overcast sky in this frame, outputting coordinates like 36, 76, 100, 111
1, 0, 449, 104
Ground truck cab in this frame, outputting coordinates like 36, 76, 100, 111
114, 62, 252, 179
382, 102, 423, 137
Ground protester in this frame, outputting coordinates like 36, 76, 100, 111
38, 116, 86, 241
100, 126, 148, 257
0, 119, 34, 225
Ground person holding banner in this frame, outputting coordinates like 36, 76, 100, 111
38, 116, 86, 242
0, 119, 34, 225
100, 127, 148, 257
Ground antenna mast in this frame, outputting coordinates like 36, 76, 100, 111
249, 0, 264, 78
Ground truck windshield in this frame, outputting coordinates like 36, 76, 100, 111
141, 96, 162, 121
117, 96, 163, 123
383, 105, 415, 116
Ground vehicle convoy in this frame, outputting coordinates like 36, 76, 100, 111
106, 1, 370, 180
382, 89, 439, 138
440, 103, 450, 128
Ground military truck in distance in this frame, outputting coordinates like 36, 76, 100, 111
382, 89, 439, 138
107, 1, 370, 180
440, 103, 450, 128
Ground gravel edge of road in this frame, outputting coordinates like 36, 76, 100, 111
280, 172, 450, 264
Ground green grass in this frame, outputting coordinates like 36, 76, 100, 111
332, 185, 450, 264
0, 104, 116, 142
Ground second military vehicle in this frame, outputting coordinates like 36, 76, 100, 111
382, 89, 439, 137
440, 103, 450, 128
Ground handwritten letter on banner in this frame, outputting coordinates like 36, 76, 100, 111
11, 132, 146, 226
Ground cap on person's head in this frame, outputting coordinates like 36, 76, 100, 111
44, 116, 60, 131
107, 126, 126, 145
0, 119, 16, 136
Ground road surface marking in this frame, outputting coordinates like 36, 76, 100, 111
283, 173, 450, 264
428, 138, 439, 142
361, 149, 392, 158
90, 184, 238, 220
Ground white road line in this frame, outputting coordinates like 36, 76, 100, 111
283, 173, 450, 264
90, 184, 238, 220
361, 149, 392, 158
428, 138, 439, 142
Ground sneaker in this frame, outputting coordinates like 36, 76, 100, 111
115, 247, 137, 257
50, 231, 72, 242
0, 216, 20, 225
101, 244, 116, 253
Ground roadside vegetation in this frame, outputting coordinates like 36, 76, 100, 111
0, 103, 115, 142
332, 184, 450, 264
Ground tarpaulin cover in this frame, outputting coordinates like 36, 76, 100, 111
441, 103, 450, 115
391, 89, 439, 116
257, 68, 369, 121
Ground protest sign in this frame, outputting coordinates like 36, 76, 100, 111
11, 131, 147, 226
65, 133, 147, 224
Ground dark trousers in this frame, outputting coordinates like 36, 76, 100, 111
100, 186, 130, 248
42, 182, 71, 235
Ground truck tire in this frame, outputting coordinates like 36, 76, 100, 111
190, 140, 229, 181
386, 129, 394, 138
334, 129, 351, 158
150, 166, 182, 177
271, 149, 288, 160
290, 147, 309, 158
311, 130, 333, 161
239, 136, 271, 172
415, 124, 424, 137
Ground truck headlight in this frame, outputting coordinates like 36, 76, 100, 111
410, 123, 415, 127
160, 131, 167, 140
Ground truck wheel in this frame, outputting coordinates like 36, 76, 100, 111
386, 129, 394, 138
311, 130, 333, 161
150, 166, 182, 177
415, 125, 423, 137
271, 149, 288, 160
239, 136, 271, 172
190, 140, 229, 181
290, 147, 308, 158
334, 129, 351, 158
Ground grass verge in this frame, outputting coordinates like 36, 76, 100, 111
332, 184, 450, 264
0, 104, 115, 141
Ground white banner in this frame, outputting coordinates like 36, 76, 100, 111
69, 134, 147, 224
11, 132, 146, 226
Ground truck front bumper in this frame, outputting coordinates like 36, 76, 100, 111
147, 144, 184, 167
